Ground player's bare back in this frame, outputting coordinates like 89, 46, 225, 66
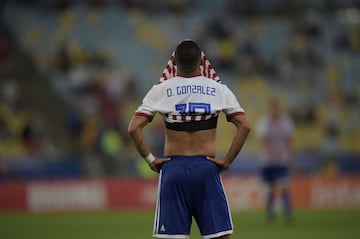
164, 128, 216, 157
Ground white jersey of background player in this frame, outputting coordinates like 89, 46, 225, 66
255, 104, 294, 167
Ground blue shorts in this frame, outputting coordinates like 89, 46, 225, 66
261, 166, 289, 185
153, 156, 233, 239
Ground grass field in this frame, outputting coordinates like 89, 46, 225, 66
1, 210, 359, 239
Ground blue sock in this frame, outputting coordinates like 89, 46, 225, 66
266, 190, 275, 221
281, 189, 292, 220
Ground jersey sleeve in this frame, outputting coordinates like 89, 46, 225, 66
221, 85, 245, 121
134, 85, 158, 121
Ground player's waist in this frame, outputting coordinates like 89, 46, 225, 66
165, 116, 218, 131
164, 155, 213, 165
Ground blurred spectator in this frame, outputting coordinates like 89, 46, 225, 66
199, 17, 236, 70
236, 36, 270, 75
55, 44, 71, 72
0, 31, 12, 62
66, 109, 84, 138
95, 124, 126, 175
334, 30, 351, 52
0, 80, 43, 157
21, 118, 40, 155
320, 123, 341, 177
96, 84, 121, 129
1, 80, 18, 108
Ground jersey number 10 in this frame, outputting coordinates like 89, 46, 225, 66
175, 102, 211, 115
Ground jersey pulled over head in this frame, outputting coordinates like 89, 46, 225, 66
159, 40, 220, 83
174, 40, 201, 75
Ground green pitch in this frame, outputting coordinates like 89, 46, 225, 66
0, 210, 359, 239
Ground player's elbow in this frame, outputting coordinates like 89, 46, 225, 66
232, 115, 251, 135
241, 122, 251, 136
128, 122, 139, 137
128, 116, 148, 137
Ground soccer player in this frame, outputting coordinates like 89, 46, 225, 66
128, 40, 250, 239
255, 98, 294, 223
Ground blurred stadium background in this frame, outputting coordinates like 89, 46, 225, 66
0, 0, 359, 238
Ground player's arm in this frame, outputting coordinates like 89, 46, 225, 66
225, 113, 251, 162
207, 114, 251, 171
223, 114, 251, 170
128, 115, 152, 158
128, 115, 170, 173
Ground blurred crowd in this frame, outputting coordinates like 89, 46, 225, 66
0, 0, 359, 178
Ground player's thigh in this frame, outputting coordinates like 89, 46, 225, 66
192, 163, 233, 236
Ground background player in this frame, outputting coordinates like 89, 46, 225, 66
255, 98, 294, 223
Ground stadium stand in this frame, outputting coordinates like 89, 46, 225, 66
1, 0, 359, 178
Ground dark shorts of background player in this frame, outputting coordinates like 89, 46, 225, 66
261, 165, 289, 185
153, 156, 233, 239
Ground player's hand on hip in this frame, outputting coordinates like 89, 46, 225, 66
206, 156, 230, 172
149, 157, 171, 173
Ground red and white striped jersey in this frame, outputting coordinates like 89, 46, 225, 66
159, 51, 220, 83
135, 76, 245, 131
